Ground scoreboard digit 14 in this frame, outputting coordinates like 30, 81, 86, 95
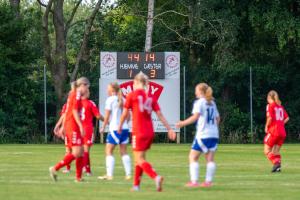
117, 52, 165, 79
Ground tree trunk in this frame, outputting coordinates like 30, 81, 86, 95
144, 0, 155, 52
52, 0, 68, 104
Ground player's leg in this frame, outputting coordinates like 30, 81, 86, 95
186, 149, 201, 187
63, 146, 72, 173
272, 145, 282, 164
98, 143, 116, 180
185, 138, 202, 187
119, 129, 131, 180
202, 151, 216, 187
271, 138, 284, 173
50, 134, 77, 181
120, 144, 131, 180
73, 145, 84, 182
83, 144, 92, 175
264, 134, 276, 165
201, 138, 218, 187
134, 150, 164, 192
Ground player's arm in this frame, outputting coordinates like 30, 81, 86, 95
155, 110, 176, 141
54, 114, 65, 136
117, 108, 129, 134
73, 109, 84, 137
176, 113, 200, 128
99, 110, 111, 134
284, 117, 289, 124
265, 116, 272, 134
216, 116, 221, 125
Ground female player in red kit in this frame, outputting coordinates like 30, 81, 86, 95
118, 72, 176, 192
80, 89, 103, 176
264, 90, 289, 172
49, 77, 90, 182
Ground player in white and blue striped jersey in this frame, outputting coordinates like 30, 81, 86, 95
176, 83, 220, 188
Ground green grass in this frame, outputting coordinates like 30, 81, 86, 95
0, 144, 299, 200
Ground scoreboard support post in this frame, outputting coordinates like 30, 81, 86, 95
176, 133, 180, 144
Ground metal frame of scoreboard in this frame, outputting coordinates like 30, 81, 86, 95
99, 52, 180, 142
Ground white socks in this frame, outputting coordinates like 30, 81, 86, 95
189, 162, 199, 183
205, 162, 216, 182
106, 155, 115, 177
122, 154, 131, 176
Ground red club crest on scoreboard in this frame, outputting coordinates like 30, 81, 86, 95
101, 53, 116, 68
120, 81, 164, 101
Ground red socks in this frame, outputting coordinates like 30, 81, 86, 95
267, 153, 281, 165
66, 164, 71, 171
76, 156, 84, 180
134, 165, 143, 186
54, 154, 75, 171
141, 162, 157, 179
83, 152, 91, 173
273, 154, 281, 164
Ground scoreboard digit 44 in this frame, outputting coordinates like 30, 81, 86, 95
117, 52, 165, 79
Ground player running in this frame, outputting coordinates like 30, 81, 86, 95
80, 89, 103, 176
98, 82, 132, 181
118, 72, 176, 192
176, 83, 220, 188
264, 90, 289, 172
49, 77, 90, 182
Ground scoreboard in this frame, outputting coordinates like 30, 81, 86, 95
100, 51, 180, 133
117, 52, 165, 79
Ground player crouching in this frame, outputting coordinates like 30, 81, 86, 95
176, 83, 220, 188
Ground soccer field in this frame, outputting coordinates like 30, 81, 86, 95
0, 144, 299, 200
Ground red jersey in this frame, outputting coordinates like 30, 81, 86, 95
80, 99, 100, 128
64, 90, 82, 132
266, 102, 288, 136
124, 89, 160, 136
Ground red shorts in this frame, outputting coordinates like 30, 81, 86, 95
132, 134, 154, 151
64, 136, 71, 148
65, 127, 83, 147
83, 126, 94, 146
264, 133, 286, 148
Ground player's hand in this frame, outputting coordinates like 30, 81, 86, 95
264, 126, 268, 134
79, 125, 85, 137
57, 127, 65, 139
117, 126, 122, 134
168, 129, 176, 141
175, 121, 184, 129
99, 127, 105, 134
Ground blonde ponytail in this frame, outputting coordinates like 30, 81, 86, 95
134, 72, 149, 88
70, 81, 77, 90
268, 90, 281, 105
205, 86, 214, 103
110, 82, 123, 108
197, 83, 214, 104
